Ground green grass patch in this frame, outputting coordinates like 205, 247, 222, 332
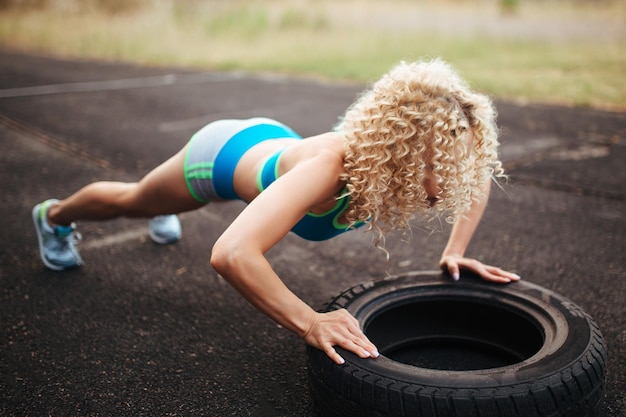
0, 1, 624, 110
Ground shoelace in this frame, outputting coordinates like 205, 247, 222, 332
67, 232, 82, 245
54, 224, 82, 246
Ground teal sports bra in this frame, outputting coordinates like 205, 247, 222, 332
257, 150, 362, 241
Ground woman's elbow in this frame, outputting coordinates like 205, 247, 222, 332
210, 240, 231, 275
210, 238, 248, 277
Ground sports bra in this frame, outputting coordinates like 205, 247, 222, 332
256, 150, 363, 241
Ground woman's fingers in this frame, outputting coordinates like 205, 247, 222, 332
307, 310, 379, 364
330, 316, 379, 361
324, 346, 346, 365
441, 255, 522, 283
485, 265, 522, 282
477, 264, 521, 282
440, 256, 461, 280
324, 336, 380, 365
338, 336, 379, 359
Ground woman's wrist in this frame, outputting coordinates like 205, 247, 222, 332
275, 300, 318, 339
300, 310, 320, 340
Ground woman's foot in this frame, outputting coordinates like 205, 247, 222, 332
149, 215, 182, 244
32, 199, 83, 271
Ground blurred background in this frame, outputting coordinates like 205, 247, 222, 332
0, 0, 624, 110
0, 0, 626, 111
0, 3, 624, 416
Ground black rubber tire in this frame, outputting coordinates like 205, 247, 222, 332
307, 271, 606, 417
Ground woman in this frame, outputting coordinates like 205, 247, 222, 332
32, 59, 521, 365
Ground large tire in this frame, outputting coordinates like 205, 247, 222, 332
307, 271, 606, 417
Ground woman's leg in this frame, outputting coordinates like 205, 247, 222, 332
47, 145, 205, 227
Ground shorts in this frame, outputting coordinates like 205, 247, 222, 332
184, 118, 301, 203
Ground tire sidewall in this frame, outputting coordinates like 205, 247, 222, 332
321, 271, 599, 388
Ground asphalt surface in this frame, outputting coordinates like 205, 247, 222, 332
1, 50, 624, 416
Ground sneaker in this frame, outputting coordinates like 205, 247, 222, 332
149, 215, 181, 244
32, 199, 84, 271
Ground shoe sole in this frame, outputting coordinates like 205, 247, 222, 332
149, 229, 181, 245
32, 204, 81, 271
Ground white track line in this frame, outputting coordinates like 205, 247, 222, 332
0, 72, 247, 99
81, 227, 148, 251
80, 209, 230, 251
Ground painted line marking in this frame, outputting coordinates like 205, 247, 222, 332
81, 227, 148, 251
80, 209, 230, 251
0, 72, 251, 99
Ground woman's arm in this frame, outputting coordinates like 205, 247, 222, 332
211, 151, 378, 365
439, 180, 521, 283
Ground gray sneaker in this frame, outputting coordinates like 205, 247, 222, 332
149, 215, 181, 244
32, 199, 83, 271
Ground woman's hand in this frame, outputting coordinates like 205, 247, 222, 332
439, 254, 521, 283
438, 181, 521, 284
302, 309, 379, 365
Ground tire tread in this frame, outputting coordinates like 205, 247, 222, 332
308, 276, 607, 417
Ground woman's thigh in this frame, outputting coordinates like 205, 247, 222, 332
129, 145, 206, 217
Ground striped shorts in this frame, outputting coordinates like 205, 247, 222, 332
183, 118, 301, 204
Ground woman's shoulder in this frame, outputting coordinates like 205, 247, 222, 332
299, 131, 345, 155
281, 132, 346, 175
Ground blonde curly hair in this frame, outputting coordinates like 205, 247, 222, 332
336, 59, 505, 240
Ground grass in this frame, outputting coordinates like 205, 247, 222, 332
0, 0, 624, 110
